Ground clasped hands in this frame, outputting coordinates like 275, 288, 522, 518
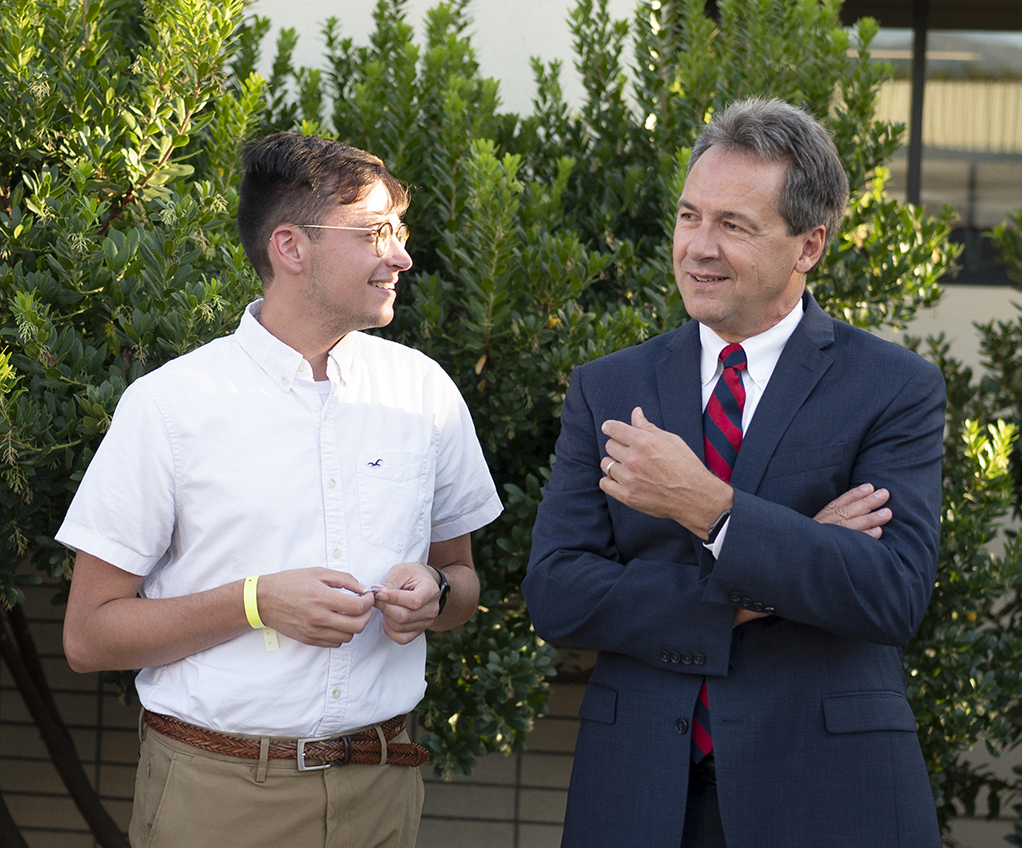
600, 406, 892, 625
254, 562, 442, 649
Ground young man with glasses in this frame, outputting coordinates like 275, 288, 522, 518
58, 132, 502, 848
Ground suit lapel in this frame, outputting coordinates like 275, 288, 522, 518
654, 321, 713, 567
656, 321, 704, 458
731, 291, 835, 493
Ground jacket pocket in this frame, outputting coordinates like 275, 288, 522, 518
822, 691, 917, 734
578, 683, 618, 725
761, 440, 851, 482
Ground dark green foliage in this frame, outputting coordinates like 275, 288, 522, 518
0, 0, 267, 608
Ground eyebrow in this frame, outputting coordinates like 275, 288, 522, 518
676, 199, 761, 233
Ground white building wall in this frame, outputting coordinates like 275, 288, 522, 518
249, 0, 636, 114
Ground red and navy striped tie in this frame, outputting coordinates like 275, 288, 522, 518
693, 343, 747, 763
703, 343, 747, 484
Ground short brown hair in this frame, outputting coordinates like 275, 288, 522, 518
237, 133, 409, 284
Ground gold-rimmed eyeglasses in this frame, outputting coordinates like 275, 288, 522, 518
297, 221, 409, 258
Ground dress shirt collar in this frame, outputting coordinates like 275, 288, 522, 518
698, 298, 804, 391
236, 300, 357, 391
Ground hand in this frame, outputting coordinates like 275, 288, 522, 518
372, 562, 443, 645
600, 406, 732, 534
734, 608, 767, 627
814, 483, 891, 539
257, 568, 376, 648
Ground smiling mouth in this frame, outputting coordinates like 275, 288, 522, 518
369, 280, 396, 290
690, 272, 728, 283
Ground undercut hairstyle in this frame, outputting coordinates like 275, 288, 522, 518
688, 98, 850, 260
237, 133, 409, 284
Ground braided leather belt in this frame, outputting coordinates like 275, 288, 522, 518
143, 710, 431, 770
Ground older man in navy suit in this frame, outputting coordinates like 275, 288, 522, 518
523, 98, 944, 848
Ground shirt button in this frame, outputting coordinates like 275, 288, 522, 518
327, 478, 336, 489
298, 362, 307, 373
331, 689, 341, 700
332, 547, 342, 558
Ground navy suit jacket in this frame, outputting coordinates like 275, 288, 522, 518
523, 292, 945, 848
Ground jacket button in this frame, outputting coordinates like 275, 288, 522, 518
693, 653, 706, 665
671, 652, 682, 664
741, 597, 753, 608
676, 718, 689, 734
728, 590, 742, 603
764, 606, 776, 614
660, 650, 671, 663
752, 602, 764, 612
681, 652, 693, 664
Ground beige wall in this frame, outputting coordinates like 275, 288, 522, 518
876, 282, 1020, 372
248, 0, 636, 115
877, 80, 1022, 156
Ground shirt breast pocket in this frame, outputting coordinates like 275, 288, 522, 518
356, 452, 430, 552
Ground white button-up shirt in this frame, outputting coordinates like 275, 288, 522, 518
57, 301, 502, 736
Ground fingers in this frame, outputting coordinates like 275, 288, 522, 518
814, 484, 892, 538
373, 562, 441, 644
257, 569, 375, 648
734, 609, 770, 627
631, 406, 652, 428
600, 407, 661, 474
601, 407, 657, 448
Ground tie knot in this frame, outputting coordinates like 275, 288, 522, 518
720, 343, 747, 371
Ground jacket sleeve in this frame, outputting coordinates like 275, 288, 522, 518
702, 352, 946, 646
523, 363, 735, 678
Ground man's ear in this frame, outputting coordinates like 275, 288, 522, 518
794, 225, 827, 274
268, 225, 306, 275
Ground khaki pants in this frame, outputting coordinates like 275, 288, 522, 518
129, 716, 424, 848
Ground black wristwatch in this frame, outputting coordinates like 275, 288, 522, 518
429, 565, 450, 614
705, 508, 732, 543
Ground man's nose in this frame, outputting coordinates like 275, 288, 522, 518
686, 223, 720, 259
385, 239, 413, 272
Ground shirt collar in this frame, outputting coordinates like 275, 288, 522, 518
699, 299, 804, 390
235, 300, 357, 391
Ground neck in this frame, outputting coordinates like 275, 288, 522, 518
258, 296, 341, 381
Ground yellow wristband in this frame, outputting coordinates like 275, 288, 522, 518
243, 575, 266, 630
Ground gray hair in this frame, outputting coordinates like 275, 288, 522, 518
688, 98, 849, 258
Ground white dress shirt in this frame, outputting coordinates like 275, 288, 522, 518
57, 301, 502, 736
699, 299, 804, 554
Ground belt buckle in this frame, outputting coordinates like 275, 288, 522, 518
296, 736, 333, 771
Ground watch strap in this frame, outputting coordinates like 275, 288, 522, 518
706, 508, 732, 543
428, 565, 450, 614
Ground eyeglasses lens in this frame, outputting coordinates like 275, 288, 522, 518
374, 222, 410, 256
